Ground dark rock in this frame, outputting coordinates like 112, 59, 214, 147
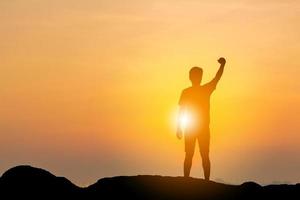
1, 165, 299, 199
0, 165, 81, 198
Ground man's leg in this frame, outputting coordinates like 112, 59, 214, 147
199, 133, 210, 180
201, 151, 210, 180
184, 151, 194, 177
184, 135, 196, 177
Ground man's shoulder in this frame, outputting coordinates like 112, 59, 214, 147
181, 87, 193, 94
201, 81, 216, 92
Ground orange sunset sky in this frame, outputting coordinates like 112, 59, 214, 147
1, 0, 300, 186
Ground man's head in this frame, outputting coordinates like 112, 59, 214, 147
189, 66, 203, 86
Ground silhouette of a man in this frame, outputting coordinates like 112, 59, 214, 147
177, 57, 226, 180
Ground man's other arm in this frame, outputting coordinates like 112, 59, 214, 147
176, 106, 185, 140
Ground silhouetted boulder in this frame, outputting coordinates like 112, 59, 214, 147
0, 165, 299, 199
0, 165, 81, 198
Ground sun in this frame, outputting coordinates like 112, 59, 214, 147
180, 112, 192, 130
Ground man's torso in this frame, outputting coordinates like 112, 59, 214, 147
179, 85, 215, 132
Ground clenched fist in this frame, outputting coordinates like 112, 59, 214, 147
218, 57, 226, 65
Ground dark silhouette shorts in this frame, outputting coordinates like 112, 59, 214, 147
184, 128, 210, 156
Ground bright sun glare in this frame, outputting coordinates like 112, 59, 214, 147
180, 113, 192, 130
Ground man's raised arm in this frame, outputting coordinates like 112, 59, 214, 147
206, 57, 226, 88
